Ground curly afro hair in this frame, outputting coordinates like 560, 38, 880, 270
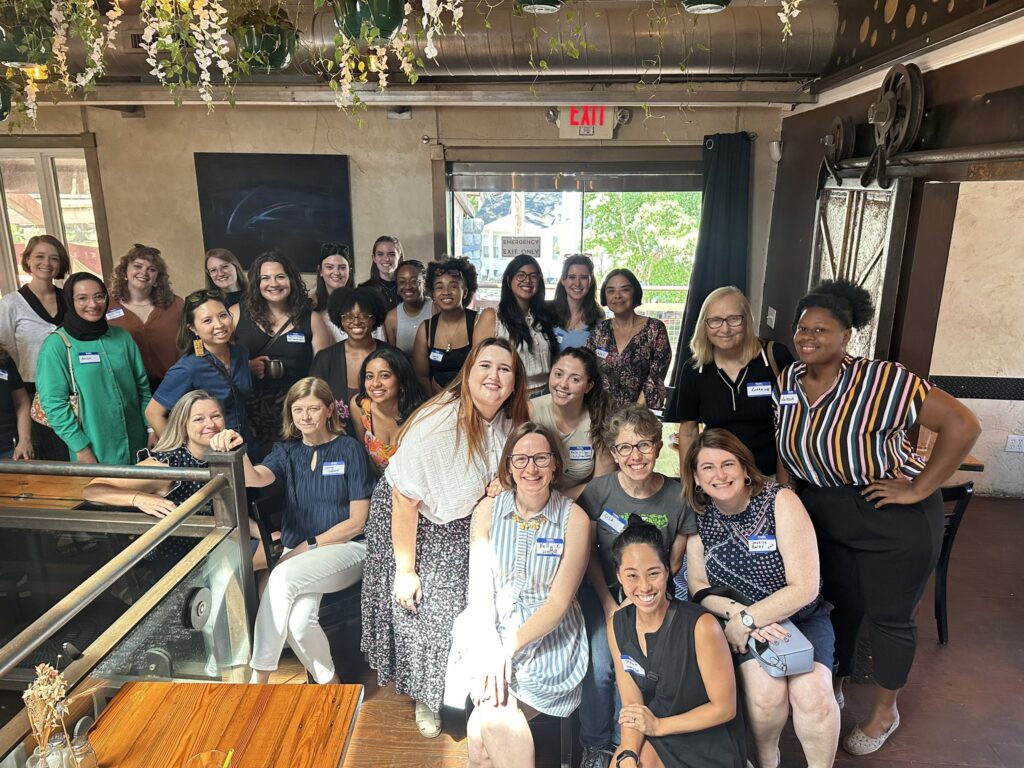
796, 279, 874, 330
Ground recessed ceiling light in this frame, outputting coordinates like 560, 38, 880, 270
682, 0, 731, 14
518, 0, 564, 14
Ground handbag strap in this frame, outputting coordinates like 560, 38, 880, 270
199, 353, 247, 426
252, 317, 295, 358
766, 339, 781, 380
54, 330, 78, 397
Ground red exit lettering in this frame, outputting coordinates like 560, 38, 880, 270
568, 105, 606, 127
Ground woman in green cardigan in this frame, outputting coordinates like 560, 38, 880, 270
36, 273, 152, 464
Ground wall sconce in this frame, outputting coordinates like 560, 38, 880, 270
769, 140, 784, 163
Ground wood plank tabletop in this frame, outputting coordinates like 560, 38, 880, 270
0, 470, 90, 509
88, 681, 362, 768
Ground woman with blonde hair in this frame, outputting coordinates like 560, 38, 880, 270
211, 376, 376, 684
204, 248, 248, 308
106, 243, 185, 391
361, 337, 529, 738
676, 286, 794, 477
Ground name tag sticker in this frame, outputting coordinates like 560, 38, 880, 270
595, 348, 609, 360
322, 461, 346, 476
621, 655, 645, 677
78, 352, 100, 364
568, 445, 593, 461
535, 537, 564, 557
286, 332, 306, 343
748, 535, 777, 553
0, 369, 7, 381
599, 508, 626, 533
555, 333, 565, 345
429, 349, 445, 363
779, 391, 799, 406
746, 381, 772, 398
105, 308, 125, 320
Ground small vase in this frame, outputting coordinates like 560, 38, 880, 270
26, 736, 72, 768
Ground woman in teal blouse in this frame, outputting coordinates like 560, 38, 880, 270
36, 273, 152, 464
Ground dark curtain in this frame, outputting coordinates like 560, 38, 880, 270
663, 132, 752, 421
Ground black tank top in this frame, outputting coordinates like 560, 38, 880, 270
613, 601, 747, 768
427, 309, 477, 388
234, 309, 314, 393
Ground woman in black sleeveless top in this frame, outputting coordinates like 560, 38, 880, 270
413, 257, 478, 395
610, 517, 746, 768
231, 252, 331, 459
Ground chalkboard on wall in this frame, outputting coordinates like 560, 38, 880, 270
194, 152, 353, 273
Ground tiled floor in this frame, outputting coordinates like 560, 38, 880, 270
288, 495, 1024, 767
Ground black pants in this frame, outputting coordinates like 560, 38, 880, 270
798, 483, 943, 690
25, 383, 70, 461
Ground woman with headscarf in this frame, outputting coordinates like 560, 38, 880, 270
35, 273, 152, 464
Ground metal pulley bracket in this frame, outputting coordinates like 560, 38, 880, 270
817, 116, 855, 196
861, 63, 926, 188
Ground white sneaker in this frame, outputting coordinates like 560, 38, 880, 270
414, 701, 441, 738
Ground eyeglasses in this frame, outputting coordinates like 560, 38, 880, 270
187, 289, 225, 305
341, 312, 374, 323
73, 292, 108, 305
513, 271, 541, 284
611, 440, 657, 458
207, 265, 233, 275
507, 452, 554, 469
705, 315, 744, 329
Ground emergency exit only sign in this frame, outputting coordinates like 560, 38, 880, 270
558, 105, 615, 139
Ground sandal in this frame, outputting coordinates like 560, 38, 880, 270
414, 701, 442, 739
843, 714, 900, 755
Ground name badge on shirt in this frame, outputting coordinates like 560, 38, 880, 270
569, 445, 593, 461
595, 347, 609, 360
286, 332, 306, 343
535, 538, 564, 557
105, 308, 125, 320
599, 508, 626, 533
621, 655, 646, 677
748, 535, 777, 553
746, 381, 772, 398
779, 390, 799, 406
322, 460, 346, 476
429, 349, 444, 362
555, 333, 565, 345
78, 352, 100, 364
0, 369, 7, 381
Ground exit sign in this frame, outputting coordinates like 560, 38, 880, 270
557, 105, 616, 139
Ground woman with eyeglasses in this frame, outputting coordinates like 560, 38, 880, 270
575, 404, 698, 767
311, 286, 391, 435
36, 273, 152, 465
551, 254, 603, 351
204, 248, 248, 309
475, 254, 558, 397
676, 287, 794, 478
231, 251, 332, 460
349, 347, 424, 475
314, 243, 355, 343
587, 268, 671, 410
105, 243, 185, 393
383, 260, 433, 356
147, 289, 252, 439
359, 235, 404, 311
413, 258, 479, 396
456, 423, 590, 767
0, 235, 71, 460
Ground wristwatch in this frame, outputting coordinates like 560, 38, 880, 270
739, 610, 756, 629
306, 536, 318, 550
616, 750, 640, 767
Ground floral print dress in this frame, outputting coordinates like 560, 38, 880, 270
587, 317, 672, 410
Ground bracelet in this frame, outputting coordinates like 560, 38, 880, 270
131, 493, 139, 507
616, 750, 640, 767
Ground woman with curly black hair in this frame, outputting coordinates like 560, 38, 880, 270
349, 346, 424, 474
106, 243, 184, 391
777, 279, 980, 756
414, 257, 479, 396
475, 254, 558, 397
231, 251, 332, 458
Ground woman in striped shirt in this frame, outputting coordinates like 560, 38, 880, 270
775, 279, 979, 756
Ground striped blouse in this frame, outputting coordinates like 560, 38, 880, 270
774, 355, 931, 487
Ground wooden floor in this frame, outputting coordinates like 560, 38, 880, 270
272, 496, 1024, 767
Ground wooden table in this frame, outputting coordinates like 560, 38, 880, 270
89, 681, 362, 768
0, 470, 90, 509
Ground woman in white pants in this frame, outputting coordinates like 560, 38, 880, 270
212, 376, 375, 683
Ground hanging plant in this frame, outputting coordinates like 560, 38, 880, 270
139, 0, 234, 107
0, 2, 53, 69
420, 0, 464, 60
777, 0, 802, 39
49, 0, 124, 92
230, 2, 297, 74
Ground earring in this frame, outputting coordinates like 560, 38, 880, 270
744, 476, 752, 486
192, 338, 205, 356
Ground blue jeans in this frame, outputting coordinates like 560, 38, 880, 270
578, 582, 620, 749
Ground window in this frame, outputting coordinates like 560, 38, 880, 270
0, 150, 103, 294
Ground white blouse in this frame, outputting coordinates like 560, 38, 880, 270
0, 291, 57, 382
495, 314, 552, 392
385, 396, 512, 525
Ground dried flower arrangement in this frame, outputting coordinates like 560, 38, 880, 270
22, 663, 102, 768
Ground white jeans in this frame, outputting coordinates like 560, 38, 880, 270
250, 540, 367, 683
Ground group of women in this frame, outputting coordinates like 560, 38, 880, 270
0, 232, 981, 768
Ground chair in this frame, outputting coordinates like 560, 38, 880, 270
935, 481, 974, 645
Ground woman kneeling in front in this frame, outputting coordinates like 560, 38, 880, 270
210, 376, 375, 684
460, 422, 590, 768
610, 517, 746, 768
683, 429, 839, 768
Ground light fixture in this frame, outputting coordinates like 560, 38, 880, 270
22, 64, 48, 81
682, 0, 731, 14
517, 0, 563, 14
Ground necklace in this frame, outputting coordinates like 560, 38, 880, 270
513, 497, 547, 531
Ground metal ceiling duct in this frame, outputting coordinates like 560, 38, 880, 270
97, 0, 838, 82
